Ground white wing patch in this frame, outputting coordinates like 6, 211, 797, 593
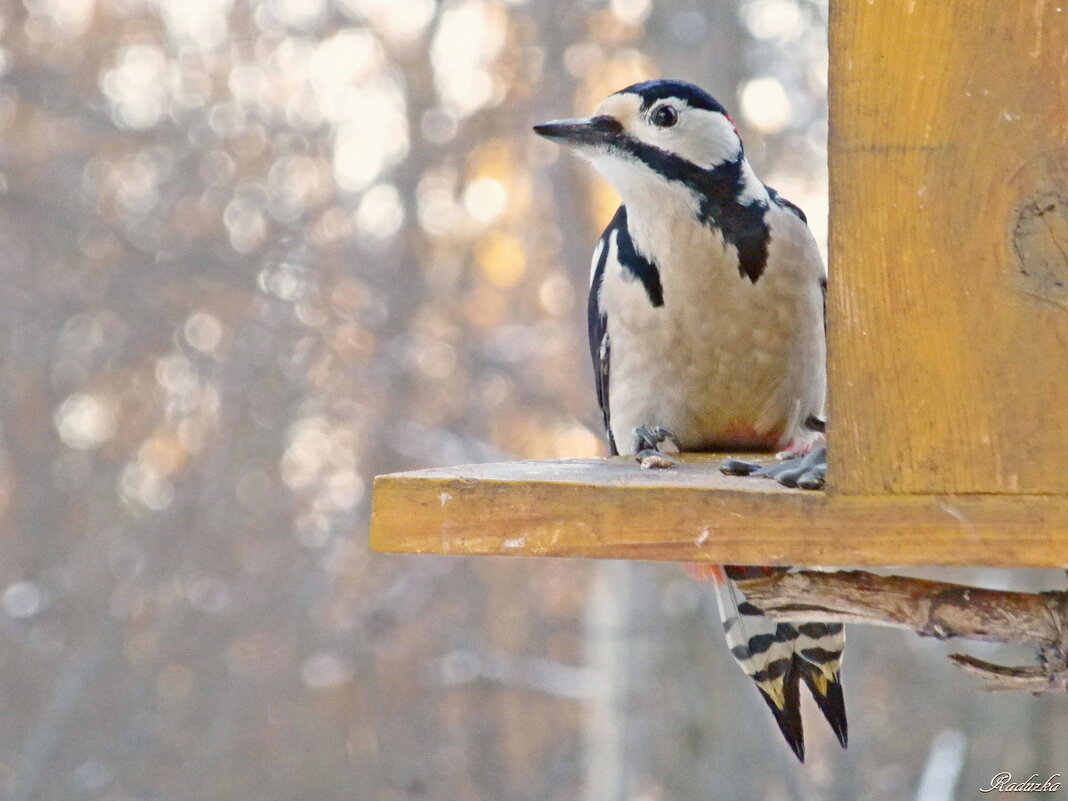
589, 237, 605, 286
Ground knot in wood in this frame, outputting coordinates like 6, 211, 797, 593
1012, 191, 1068, 308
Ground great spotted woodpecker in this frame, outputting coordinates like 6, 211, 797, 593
534, 79, 845, 762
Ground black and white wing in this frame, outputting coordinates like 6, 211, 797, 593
588, 208, 617, 455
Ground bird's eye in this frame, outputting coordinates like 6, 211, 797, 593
651, 105, 678, 128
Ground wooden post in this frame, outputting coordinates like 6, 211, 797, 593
827, 1, 1068, 495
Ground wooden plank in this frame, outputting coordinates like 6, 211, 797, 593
827, 1, 1068, 494
370, 456, 1068, 568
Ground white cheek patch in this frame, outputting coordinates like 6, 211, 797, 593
588, 152, 655, 200
631, 104, 741, 169
589, 151, 702, 215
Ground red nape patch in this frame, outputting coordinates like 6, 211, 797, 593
682, 563, 727, 584
724, 112, 741, 139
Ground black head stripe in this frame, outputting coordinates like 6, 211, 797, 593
611, 137, 769, 282
618, 79, 728, 115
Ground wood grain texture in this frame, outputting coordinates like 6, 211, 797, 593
827, 1, 1068, 494
370, 456, 1068, 567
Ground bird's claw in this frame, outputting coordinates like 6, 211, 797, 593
631, 425, 681, 469
631, 425, 681, 453
719, 446, 827, 490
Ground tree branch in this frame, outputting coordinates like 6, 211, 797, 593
735, 570, 1068, 693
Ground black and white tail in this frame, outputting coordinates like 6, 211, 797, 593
688, 564, 848, 762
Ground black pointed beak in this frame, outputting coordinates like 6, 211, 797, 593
532, 115, 623, 146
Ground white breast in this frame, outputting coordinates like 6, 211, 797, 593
602, 196, 826, 454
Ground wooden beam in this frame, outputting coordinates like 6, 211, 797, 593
828, 1, 1068, 494
370, 456, 1068, 567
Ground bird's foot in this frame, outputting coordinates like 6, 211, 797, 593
720, 445, 827, 490
632, 425, 681, 469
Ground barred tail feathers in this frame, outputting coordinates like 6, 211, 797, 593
796, 622, 848, 748
687, 564, 848, 761
716, 567, 807, 761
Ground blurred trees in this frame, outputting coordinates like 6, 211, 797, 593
0, 1, 1065, 799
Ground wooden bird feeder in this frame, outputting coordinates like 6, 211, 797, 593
372, 6, 1068, 575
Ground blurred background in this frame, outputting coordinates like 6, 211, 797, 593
1, 0, 1067, 799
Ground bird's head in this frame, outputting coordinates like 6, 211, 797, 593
533, 79, 743, 203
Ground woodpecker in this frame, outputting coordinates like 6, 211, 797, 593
534, 79, 845, 761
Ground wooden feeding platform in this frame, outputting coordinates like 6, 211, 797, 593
371, 2, 1068, 571
371, 457, 1068, 568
